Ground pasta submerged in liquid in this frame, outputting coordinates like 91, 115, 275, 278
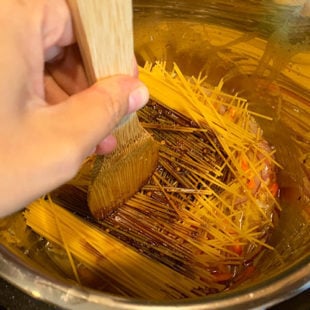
25, 63, 281, 299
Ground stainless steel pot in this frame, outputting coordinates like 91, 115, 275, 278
1, 0, 310, 309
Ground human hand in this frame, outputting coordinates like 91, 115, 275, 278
0, 0, 149, 216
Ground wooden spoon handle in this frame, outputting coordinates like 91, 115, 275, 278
67, 0, 134, 84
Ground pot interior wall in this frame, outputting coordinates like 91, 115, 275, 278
133, 0, 310, 289
0, 0, 309, 307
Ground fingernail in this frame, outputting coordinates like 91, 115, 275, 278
128, 84, 149, 113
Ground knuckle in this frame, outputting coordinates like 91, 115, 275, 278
93, 78, 128, 122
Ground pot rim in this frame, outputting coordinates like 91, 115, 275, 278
0, 244, 309, 310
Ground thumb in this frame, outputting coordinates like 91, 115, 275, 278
2, 75, 149, 216
45, 74, 149, 167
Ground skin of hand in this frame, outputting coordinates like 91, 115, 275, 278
0, 0, 149, 217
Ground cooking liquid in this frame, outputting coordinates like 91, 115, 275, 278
0, 0, 309, 302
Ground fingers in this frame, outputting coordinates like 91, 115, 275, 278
41, 75, 149, 165
42, 0, 75, 50
44, 71, 69, 104
0, 75, 149, 216
42, 0, 77, 67
44, 68, 142, 156
46, 45, 89, 95
44, 71, 133, 156
95, 135, 118, 155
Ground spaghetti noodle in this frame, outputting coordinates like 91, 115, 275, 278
24, 62, 280, 299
